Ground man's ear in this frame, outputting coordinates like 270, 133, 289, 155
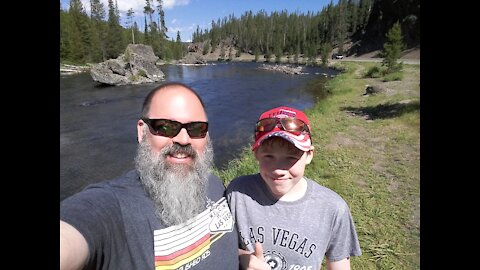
305, 146, 314, 164
137, 119, 146, 143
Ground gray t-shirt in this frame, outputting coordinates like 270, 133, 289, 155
61, 170, 239, 270
226, 173, 361, 270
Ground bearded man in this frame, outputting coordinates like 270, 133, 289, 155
60, 82, 239, 270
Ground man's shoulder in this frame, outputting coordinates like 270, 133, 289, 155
207, 173, 225, 187
205, 172, 229, 200
78, 170, 142, 199
86, 170, 138, 188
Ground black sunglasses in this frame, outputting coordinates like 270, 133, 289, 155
142, 118, 208, 138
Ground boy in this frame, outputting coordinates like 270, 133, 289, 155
226, 106, 361, 270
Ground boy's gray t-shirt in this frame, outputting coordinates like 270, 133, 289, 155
226, 173, 361, 269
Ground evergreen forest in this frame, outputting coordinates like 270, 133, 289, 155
60, 0, 419, 65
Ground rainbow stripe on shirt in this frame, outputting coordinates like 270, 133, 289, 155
154, 197, 233, 270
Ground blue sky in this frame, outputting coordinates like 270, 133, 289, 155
61, 0, 337, 42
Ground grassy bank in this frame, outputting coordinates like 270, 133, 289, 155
215, 61, 420, 269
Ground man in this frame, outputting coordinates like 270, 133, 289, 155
60, 82, 239, 270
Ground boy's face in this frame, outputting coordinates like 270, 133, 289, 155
254, 137, 314, 199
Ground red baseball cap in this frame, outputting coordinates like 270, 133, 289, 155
252, 106, 312, 152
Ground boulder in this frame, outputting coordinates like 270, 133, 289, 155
365, 85, 386, 95
179, 52, 207, 65
90, 44, 165, 86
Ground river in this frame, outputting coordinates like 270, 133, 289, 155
60, 62, 338, 200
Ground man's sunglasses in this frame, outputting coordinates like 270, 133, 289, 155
255, 117, 309, 137
142, 118, 208, 138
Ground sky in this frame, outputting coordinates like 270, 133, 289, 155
61, 0, 338, 42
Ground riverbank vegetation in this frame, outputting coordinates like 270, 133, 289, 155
215, 61, 420, 269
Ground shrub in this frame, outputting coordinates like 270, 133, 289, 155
365, 66, 383, 78
383, 71, 403, 82
202, 43, 210, 55
137, 69, 147, 77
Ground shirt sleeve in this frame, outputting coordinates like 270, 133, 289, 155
325, 201, 362, 261
60, 185, 123, 266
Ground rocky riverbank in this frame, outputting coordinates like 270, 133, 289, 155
60, 64, 91, 75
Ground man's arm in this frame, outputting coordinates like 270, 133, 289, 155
326, 257, 351, 270
60, 220, 89, 270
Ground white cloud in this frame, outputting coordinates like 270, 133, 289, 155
169, 26, 183, 32
62, 0, 193, 39
188, 23, 197, 31
69, 0, 143, 15
113, 0, 149, 14
82, 0, 191, 14
82, 0, 190, 27
63, 0, 190, 14
164, 0, 190, 9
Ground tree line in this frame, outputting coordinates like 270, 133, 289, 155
60, 0, 414, 67
60, 0, 184, 64
192, 0, 374, 64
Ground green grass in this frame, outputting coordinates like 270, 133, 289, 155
216, 61, 420, 269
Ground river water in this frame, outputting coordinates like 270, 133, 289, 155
60, 62, 338, 201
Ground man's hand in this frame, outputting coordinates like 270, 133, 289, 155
239, 242, 270, 270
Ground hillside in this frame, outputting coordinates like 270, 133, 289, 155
184, 39, 419, 65
184, 0, 420, 65
350, 0, 420, 55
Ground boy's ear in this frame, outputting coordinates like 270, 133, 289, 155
253, 148, 260, 160
305, 146, 314, 164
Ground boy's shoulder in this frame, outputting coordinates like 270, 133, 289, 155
305, 177, 348, 205
225, 173, 260, 192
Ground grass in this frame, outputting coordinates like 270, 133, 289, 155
215, 61, 420, 269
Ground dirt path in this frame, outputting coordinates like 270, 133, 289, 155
229, 47, 420, 66
334, 48, 420, 65
337, 57, 419, 65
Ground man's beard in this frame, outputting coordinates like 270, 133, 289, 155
134, 134, 214, 226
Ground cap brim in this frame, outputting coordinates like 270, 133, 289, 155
252, 130, 311, 152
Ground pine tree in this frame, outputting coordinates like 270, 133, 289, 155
382, 21, 404, 73
320, 43, 332, 66
157, 0, 168, 38
60, 8, 71, 61
144, 0, 155, 44
127, 8, 135, 44
336, 0, 348, 54
133, 22, 143, 44
176, 31, 181, 43
174, 31, 184, 59
90, 0, 106, 61
144, 16, 150, 44
68, 0, 93, 63
203, 42, 210, 55
105, 0, 124, 59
